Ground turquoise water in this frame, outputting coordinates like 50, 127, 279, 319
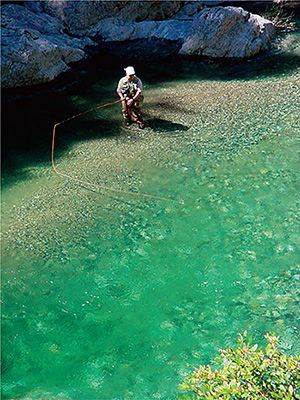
2, 28, 300, 399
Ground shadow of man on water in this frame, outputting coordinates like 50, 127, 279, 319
145, 118, 190, 133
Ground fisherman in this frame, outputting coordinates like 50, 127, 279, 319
117, 66, 145, 129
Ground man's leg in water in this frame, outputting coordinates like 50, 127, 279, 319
133, 97, 144, 126
131, 106, 142, 120
121, 100, 131, 126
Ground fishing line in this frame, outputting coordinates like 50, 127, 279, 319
51, 99, 176, 203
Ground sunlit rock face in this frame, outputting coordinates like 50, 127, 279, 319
179, 7, 276, 58
1, 4, 94, 88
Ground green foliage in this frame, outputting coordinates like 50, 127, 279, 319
179, 333, 300, 400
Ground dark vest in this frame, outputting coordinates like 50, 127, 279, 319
120, 77, 140, 98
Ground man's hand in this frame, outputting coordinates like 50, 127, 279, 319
127, 99, 134, 106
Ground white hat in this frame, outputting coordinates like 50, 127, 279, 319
124, 66, 135, 75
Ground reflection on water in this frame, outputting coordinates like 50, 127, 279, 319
2, 25, 300, 400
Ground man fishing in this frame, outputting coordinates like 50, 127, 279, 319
117, 66, 145, 129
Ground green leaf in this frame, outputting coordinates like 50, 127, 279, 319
179, 332, 299, 400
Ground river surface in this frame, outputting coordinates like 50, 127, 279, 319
2, 26, 300, 399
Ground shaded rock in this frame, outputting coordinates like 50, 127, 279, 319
2, 2, 62, 34
116, 0, 181, 22
179, 6, 276, 58
23, 0, 45, 15
41, 0, 182, 35
41, 0, 126, 35
87, 18, 192, 42
173, 1, 205, 20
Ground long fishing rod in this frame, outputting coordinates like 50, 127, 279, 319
51, 99, 175, 203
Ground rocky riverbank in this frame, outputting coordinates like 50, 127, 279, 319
1, 0, 279, 89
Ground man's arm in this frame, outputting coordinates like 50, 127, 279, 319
132, 78, 143, 101
117, 89, 125, 100
127, 88, 141, 106
132, 88, 141, 101
116, 79, 125, 100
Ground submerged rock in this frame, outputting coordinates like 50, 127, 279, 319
180, 6, 276, 58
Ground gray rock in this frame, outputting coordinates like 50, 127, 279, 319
179, 7, 276, 58
173, 1, 205, 20
23, 0, 45, 15
87, 18, 192, 42
1, 31, 85, 88
41, 0, 181, 35
2, 3, 62, 34
115, 0, 181, 22
1, 4, 95, 88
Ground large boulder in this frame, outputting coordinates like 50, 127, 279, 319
1, 4, 94, 88
88, 6, 275, 59
179, 6, 276, 58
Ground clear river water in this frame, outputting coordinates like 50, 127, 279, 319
2, 25, 300, 400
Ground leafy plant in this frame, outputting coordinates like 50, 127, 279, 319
179, 333, 300, 399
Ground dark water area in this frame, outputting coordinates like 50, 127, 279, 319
1, 22, 300, 400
